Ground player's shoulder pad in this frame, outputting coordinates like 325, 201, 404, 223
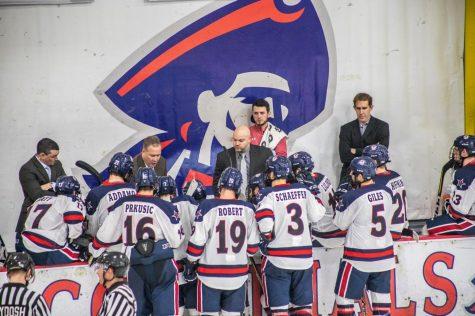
172, 195, 199, 206
142, 197, 181, 224
109, 194, 136, 212
453, 166, 475, 190
265, 182, 308, 194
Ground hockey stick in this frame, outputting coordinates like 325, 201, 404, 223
249, 257, 264, 290
75, 160, 103, 185
434, 159, 455, 216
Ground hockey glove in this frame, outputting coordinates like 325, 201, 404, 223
183, 258, 198, 282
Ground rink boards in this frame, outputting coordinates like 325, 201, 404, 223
1, 236, 474, 315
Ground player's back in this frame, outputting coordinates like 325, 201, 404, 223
256, 183, 325, 270
449, 163, 475, 219
85, 181, 136, 236
0, 283, 50, 316
172, 195, 198, 260
23, 195, 85, 253
374, 170, 407, 239
116, 195, 182, 248
334, 183, 395, 272
187, 198, 259, 290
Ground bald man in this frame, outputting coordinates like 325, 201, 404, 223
213, 126, 273, 197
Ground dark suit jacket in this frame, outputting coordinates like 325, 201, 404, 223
213, 144, 273, 194
132, 154, 167, 180
338, 116, 389, 183
17, 156, 66, 232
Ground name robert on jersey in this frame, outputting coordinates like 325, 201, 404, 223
275, 190, 307, 202
218, 207, 244, 217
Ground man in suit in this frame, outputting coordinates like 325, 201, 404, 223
338, 93, 390, 184
17, 138, 66, 251
213, 125, 273, 198
132, 136, 167, 180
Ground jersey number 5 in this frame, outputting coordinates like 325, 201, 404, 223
371, 204, 386, 237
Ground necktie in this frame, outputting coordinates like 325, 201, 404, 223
239, 153, 248, 199
44, 165, 51, 180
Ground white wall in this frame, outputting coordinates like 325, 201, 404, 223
0, 0, 465, 249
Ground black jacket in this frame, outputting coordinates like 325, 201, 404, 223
213, 144, 272, 195
339, 116, 390, 164
17, 156, 65, 232
338, 116, 389, 184
131, 154, 167, 181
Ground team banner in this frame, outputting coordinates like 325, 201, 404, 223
2, 236, 474, 315
84, 0, 336, 189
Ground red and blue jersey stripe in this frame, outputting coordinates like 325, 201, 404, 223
343, 245, 394, 262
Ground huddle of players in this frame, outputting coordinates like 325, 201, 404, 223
6, 135, 474, 316
3, 144, 408, 316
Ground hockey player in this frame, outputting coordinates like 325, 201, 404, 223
185, 167, 260, 315
89, 167, 184, 316
0, 252, 50, 316
247, 172, 266, 206
85, 152, 135, 237
333, 156, 395, 316
289, 151, 345, 248
22, 176, 86, 265
425, 135, 475, 235
363, 144, 409, 240
156, 175, 199, 315
182, 179, 207, 203
95, 251, 137, 316
256, 156, 325, 315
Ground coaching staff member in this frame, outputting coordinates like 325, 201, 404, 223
213, 125, 272, 198
338, 93, 389, 184
17, 138, 65, 251
132, 135, 167, 179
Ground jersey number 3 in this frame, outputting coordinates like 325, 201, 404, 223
287, 203, 304, 236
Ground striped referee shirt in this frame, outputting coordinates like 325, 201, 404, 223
0, 283, 50, 316
98, 281, 137, 316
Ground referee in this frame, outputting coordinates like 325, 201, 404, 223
94, 251, 137, 316
0, 252, 50, 316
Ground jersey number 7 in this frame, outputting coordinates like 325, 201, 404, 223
31, 204, 52, 229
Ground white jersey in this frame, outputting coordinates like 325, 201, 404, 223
187, 199, 259, 290
310, 173, 346, 248
256, 183, 325, 270
89, 194, 184, 258
172, 195, 198, 261
447, 163, 475, 221
22, 195, 85, 255
85, 180, 136, 237
334, 183, 395, 272
374, 170, 408, 239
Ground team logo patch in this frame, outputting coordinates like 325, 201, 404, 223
79, 0, 336, 189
